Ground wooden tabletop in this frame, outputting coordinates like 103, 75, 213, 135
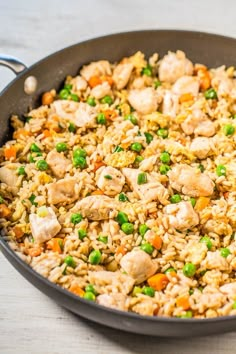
1, 1, 236, 353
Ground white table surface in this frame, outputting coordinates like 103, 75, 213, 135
0, 1, 236, 353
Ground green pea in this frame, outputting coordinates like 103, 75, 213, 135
29, 194, 38, 206
100, 95, 113, 105
70, 93, 79, 102
142, 286, 155, 297
198, 164, 205, 173
232, 301, 236, 309
160, 151, 170, 164
132, 286, 143, 296
140, 243, 154, 255
89, 249, 102, 265
139, 224, 149, 237
223, 124, 235, 136
64, 255, 76, 268
78, 229, 87, 240
157, 128, 168, 139
118, 193, 129, 202
165, 267, 176, 274
141, 64, 152, 77
159, 164, 171, 175
86, 96, 96, 107
134, 156, 144, 167
130, 142, 143, 153
137, 172, 147, 185
73, 156, 86, 169
59, 89, 70, 100
189, 289, 194, 295
97, 113, 107, 125
68, 122, 76, 133
30, 143, 41, 153
125, 114, 138, 125
36, 160, 48, 171
180, 311, 193, 318
85, 284, 97, 295
183, 263, 196, 277
204, 88, 218, 100
17, 166, 26, 175
190, 197, 196, 207
220, 248, 231, 258
154, 80, 161, 89
200, 236, 212, 250
56, 142, 67, 152
84, 292, 96, 301
98, 235, 108, 244
64, 84, 72, 91
116, 211, 129, 225
113, 145, 124, 153
71, 213, 83, 225
170, 194, 182, 204
144, 132, 153, 144
121, 222, 134, 235
73, 148, 87, 158
216, 164, 226, 177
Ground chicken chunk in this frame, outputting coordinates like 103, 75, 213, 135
47, 178, 78, 205
46, 150, 71, 179
96, 293, 127, 311
29, 207, 61, 244
96, 166, 125, 196
162, 91, 179, 117
172, 76, 200, 97
74, 76, 87, 91
139, 155, 158, 172
168, 164, 214, 197
164, 201, 199, 231
0, 164, 19, 195
128, 88, 159, 114
159, 50, 193, 84
189, 137, 212, 159
71, 195, 120, 220
220, 283, 236, 298
211, 66, 234, 97
90, 81, 111, 99
122, 168, 169, 204
120, 250, 157, 284
51, 101, 97, 128
80, 60, 111, 81
88, 271, 134, 295
203, 251, 229, 271
181, 109, 215, 137
112, 62, 133, 89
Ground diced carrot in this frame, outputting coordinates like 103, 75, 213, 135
197, 69, 211, 91
91, 190, 104, 196
194, 197, 210, 212
103, 109, 118, 121
101, 75, 114, 86
88, 75, 102, 88
223, 192, 229, 199
120, 142, 131, 149
68, 284, 85, 297
179, 93, 194, 104
28, 247, 42, 257
4, 146, 17, 161
42, 129, 52, 138
13, 128, 31, 140
147, 273, 169, 291
93, 161, 106, 172
176, 295, 190, 310
47, 238, 63, 253
42, 92, 54, 106
13, 226, 24, 239
153, 306, 159, 316
148, 235, 163, 250
0, 204, 11, 219
194, 63, 208, 74
116, 245, 127, 256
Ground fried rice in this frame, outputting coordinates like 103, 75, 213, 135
1, 50, 236, 319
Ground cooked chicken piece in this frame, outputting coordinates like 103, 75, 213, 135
172, 76, 200, 97
132, 298, 156, 316
80, 60, 111, 81
220, 283, 236, 298
120, 250, 157, 284
162, 91, 179, 117
159, 50, 193, 84
74, 76, 87, 91
71, 195, 119, 220
183, 242, 207, 265
46, 150, 71, 179
29, 207, 61, 244
203, 251, 229, 271
0, 164, 20, 195
189, 137, 212, 159
88, 271, 134, 295
51, 101, 97, 128
96, 293, 127, 311
90, 81, 111, 99
131, 76, 145, 89
122, 168, 169, 204
47, 178, 78, 205
128, 88, 159, 114
96, 166, 125, 196
211, 66, 234, 97
168, 164, 214, 197
112, 62, 133, 89
164, 201, 199, 231
139, 155, 158, 172
181, 109, 215, 137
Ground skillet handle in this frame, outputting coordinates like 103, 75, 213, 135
0, 54, 27, 74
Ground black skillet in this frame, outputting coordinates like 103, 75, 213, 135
0, 30, 236, 337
